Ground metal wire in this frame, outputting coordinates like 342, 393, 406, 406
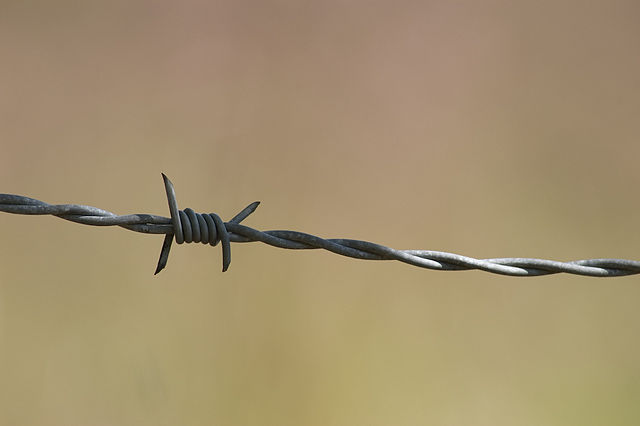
1, 174, 638, 277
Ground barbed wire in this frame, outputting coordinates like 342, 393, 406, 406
1, 174, 638, 277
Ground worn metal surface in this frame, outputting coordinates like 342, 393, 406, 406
1, 174, 638, 277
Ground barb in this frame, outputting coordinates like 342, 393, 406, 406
1, 174, 639, 277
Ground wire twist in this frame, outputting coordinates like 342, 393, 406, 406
1, 174, 639, 277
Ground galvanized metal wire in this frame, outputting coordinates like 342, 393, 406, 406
1, 174, 638, 277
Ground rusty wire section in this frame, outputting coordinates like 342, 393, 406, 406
1, 174, 639, 277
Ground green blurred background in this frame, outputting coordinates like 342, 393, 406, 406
1, 1, 639, 425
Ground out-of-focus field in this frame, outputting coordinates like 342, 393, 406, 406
1, 1, 639, 425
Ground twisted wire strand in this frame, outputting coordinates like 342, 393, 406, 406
1, 174, 639, 277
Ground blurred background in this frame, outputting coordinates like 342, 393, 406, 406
1, 1, 640, 425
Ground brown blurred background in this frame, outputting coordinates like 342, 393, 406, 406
1, 1, 639, 425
